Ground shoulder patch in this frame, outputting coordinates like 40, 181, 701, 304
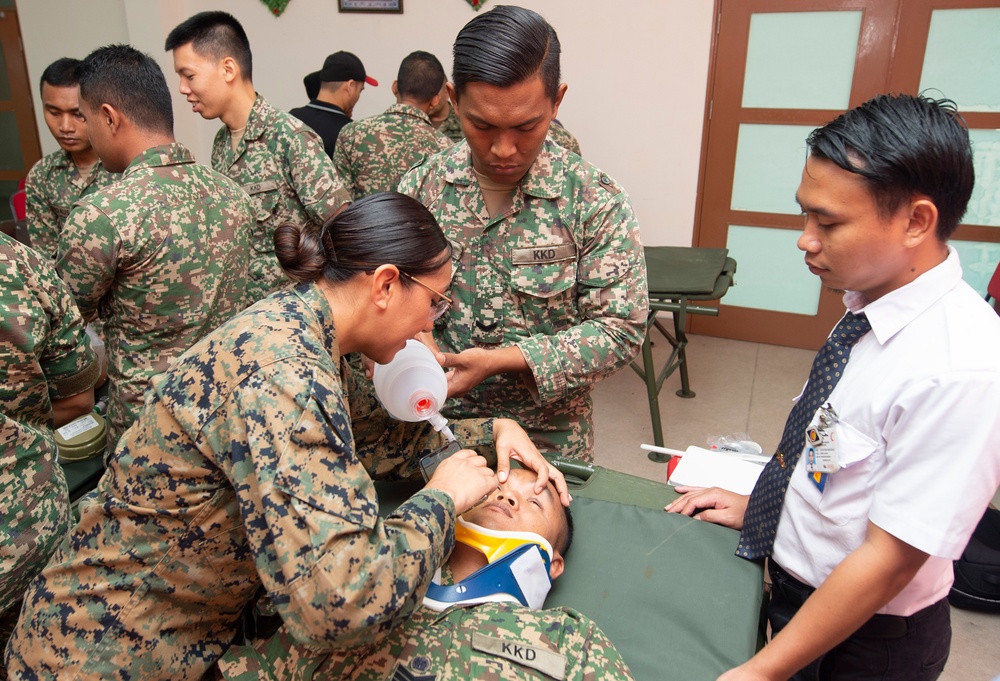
597, 172, 621, 196
406, 154, 429, 174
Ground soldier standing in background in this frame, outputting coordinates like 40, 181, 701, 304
399, 5, 647, 460
165, 10, 351, 303
334, 50, 452, 200
24, 58, 118, 260
54, 44, 253, 450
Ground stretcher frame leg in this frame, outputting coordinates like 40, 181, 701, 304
630, 299, 719, 447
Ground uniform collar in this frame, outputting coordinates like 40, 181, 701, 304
385, 102, 433, 126
293, 281, 341, 361
51, 148, 75, 169
441, 137, 566, 201
51, 148, 105, 175
844, 246, 962, 345
123, 143, 194, 177
243, 94, 277, 144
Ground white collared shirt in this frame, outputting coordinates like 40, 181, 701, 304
773, 247, 1000, 615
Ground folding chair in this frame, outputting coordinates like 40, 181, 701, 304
631, 246, 737, 447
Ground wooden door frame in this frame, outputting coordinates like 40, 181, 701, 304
692, 0, 1000, 349
890, 0, 1000, 243
690, 0, 900, 349
0, 5, 41, 185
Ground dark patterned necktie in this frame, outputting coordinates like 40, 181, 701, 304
737, 311, 872, 559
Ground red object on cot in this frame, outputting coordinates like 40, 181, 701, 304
667, 456, 681, 481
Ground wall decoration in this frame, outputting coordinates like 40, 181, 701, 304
259, 0, 291, 16
466, 0, 486, 9
338, 0, 403, 13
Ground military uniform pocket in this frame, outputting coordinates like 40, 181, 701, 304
243, 179, 282, 254
509, 247, 578, 335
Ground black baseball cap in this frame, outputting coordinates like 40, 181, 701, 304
313, 51, 378, 86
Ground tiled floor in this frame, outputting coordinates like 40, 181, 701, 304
590, 326, 1000, 681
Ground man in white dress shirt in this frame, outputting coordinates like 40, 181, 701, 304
667, 93, 1000, 681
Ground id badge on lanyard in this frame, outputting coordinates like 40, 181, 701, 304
804, 403, 839, 491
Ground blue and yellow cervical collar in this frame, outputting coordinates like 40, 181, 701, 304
423, 517, 554, 612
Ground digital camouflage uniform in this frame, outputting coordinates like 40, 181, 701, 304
437, 108, 465, 144
5, 283, 499, 681
24, 149, 118, 260
333, 103, 453, 200
212, 95, 351, 302
217, 601, 634, 681
548, 121, 582, 157
398, 139, 648, 460
55, 143, 253, 450
0, 233, 98, 613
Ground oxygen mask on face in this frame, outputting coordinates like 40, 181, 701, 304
373, 339, 460, 479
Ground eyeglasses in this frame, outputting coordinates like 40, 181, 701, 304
400, 271, 453, 321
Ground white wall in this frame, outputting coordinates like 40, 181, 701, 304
18, 0, 714, 247
18, 0, 129, 134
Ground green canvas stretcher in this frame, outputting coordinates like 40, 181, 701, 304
377, 458, 764, 681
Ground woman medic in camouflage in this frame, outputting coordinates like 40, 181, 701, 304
6, 192, 568, 681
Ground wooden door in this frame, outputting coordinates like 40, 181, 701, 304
691, 0, 1000, 349
0, 2, 41, 220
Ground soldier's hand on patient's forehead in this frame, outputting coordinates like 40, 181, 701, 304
424, 448, 497, 514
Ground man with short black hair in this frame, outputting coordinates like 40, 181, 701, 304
24, 57, 118, 259
291, 51, 378, 157
166, 11, 351, 302
399, 5, 648, 460
52, 44, 253, 450
334, 51, 452, 199
668, 94, 1000, 681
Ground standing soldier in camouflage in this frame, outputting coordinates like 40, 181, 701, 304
24, 58, 118, 260
436, 106, 466, 144
334, 51, 453, 200
0, 232, 100, 669
165, 11, 352, 303
5, 193, 568, 681
549, 118, 583, 156
398, 5, 648, 461
55, 45, 253, 450
215, 468, 634, 680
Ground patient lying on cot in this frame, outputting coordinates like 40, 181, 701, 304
215, 468, 634, 680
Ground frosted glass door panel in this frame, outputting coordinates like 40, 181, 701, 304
731, 124, 815, 214
953, 241, 1000, 298
919, 9, 1000, 113
743, 11, 862, 110
967, 130, 1000, 227
725, 225, 821, 315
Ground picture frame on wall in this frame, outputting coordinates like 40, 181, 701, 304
337, 0, 403, 13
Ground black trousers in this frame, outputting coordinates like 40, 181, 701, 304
768, 560, 951, 681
